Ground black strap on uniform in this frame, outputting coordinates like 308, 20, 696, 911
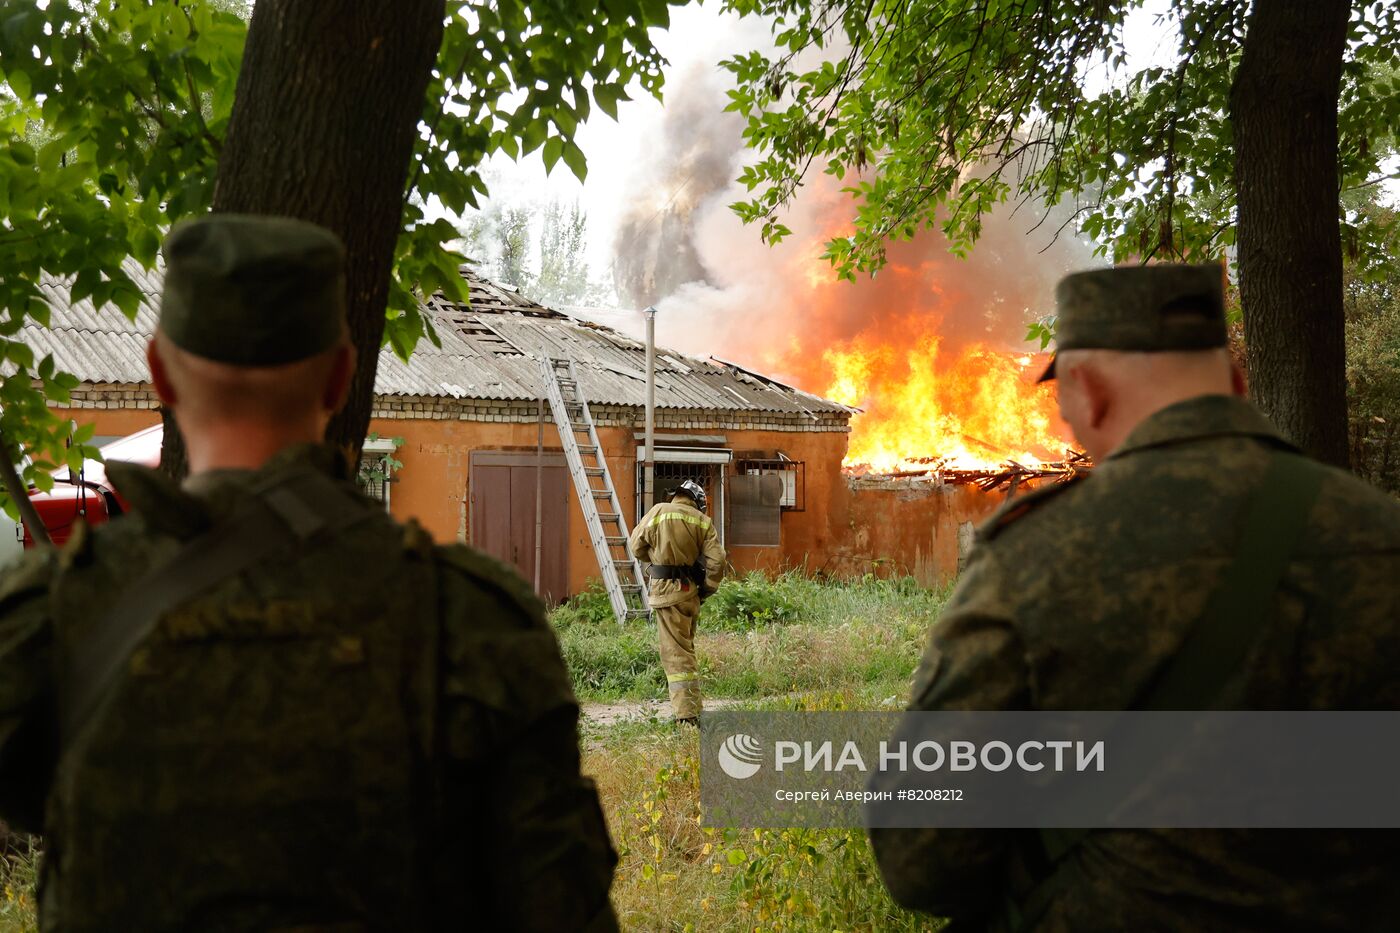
648, 564, 692, 580
61, 467, 378, 743
1129, 452, 1323, 712
1010, 451, 1325, 929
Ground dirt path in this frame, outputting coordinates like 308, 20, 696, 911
581, 697, 749, 726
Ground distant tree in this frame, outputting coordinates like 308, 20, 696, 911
459, 204, 497, 267
722, 0, 1400, 467
461, 199, 600, 306
496, 207, 534, 290
0, 0, 678, 497
536, 200, 591, 306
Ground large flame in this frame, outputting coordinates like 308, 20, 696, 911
754, 248, 1075, 474
819, 335, 1068, 473
650, 164, 1087, 473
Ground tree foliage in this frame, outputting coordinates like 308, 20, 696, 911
1346, 197, 1400, 491
720, 0, 1400, 278
0, 0, 244, 509
0, 0, 676, 512
384, 0, 673, 356
495, 206, 533, 290
536, 200, 591, 307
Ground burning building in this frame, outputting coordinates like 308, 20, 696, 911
610, 64, 1096, 575
30, 260, 1077, 595
25, 69, 1098, 594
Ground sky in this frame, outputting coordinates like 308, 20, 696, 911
444, 0, 1185, 307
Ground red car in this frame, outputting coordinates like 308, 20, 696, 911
22, 425, 163, 548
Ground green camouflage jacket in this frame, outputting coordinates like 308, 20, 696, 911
0, 444, 617, 932
869, 395, 1400, 932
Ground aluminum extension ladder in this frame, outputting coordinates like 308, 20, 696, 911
538, 355, 650, 624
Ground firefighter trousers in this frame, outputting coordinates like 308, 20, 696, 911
654, 596, 701, 719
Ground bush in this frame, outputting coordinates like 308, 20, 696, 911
1345, 197, 1400, 493
702, 571, 801, 630
556, 619, 664, 698
550, 580, 616, 630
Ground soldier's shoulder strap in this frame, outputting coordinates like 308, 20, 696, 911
1134, 450, 1324, 710
979, 473, 1087, 543
1008, 451, 1325, 931
63, 466, 378, 744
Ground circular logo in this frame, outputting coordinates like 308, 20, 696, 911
718, 733, 763, 779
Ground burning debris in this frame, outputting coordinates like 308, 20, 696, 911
849, 450, 1092, 491
819, 338, 1069, 474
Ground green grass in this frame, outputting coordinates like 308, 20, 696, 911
584, 689, 944, 932
0, 837, 39, 933
562, 573, 952, 928
553, 571, 949, 704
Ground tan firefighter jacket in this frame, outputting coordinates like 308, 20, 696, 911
628, 496, 726, 609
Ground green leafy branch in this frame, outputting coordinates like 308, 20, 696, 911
0, 0, 681, 518
719, 0, 1399, 282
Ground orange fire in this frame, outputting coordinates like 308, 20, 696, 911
818, 335, 1070, 473
748, 248, 1076, 473
680, 177, 1083, 473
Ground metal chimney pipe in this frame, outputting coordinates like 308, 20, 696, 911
643, 306, 657, 512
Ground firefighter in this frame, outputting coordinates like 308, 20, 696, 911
629, 478, 726, 725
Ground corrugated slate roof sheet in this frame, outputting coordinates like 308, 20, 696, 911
24, 260, 854, 417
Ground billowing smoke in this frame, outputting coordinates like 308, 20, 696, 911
611, 62, 745, 308
613, 54, 1103, 468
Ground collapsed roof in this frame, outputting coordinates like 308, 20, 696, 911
26, 261, 855, 419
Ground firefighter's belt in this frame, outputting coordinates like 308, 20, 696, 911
62, 466, 379, 743
648, 564, 698, 581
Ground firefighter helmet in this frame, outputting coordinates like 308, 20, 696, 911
675, 479, 707, 512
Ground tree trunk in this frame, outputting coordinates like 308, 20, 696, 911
160, 0, 445, 478
1230, 0, 1351, 467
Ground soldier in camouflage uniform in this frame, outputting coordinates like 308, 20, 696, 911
869, 265, 1400, 931
0, 215, 618, 931
629, 480, 726, 725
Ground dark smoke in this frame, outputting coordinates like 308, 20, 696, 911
611, 62, 746, 308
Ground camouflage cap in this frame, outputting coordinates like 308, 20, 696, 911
159, 214, 347, 367
1038, 263, 1227, 381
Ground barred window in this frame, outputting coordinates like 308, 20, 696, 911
635, 444, 733, 548
356, 436, 401, 511
734, 455, 804, 511
649, 461, 719, 509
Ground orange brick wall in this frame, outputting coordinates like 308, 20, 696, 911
52, 406, 1014, 594
379, 418, 865, 596
62, 408, 162, 439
